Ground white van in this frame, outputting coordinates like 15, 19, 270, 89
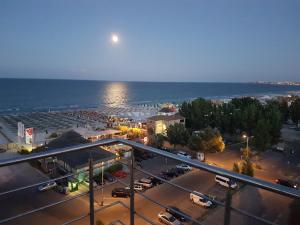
215, 175, 237, 189
190, 191, 213, 208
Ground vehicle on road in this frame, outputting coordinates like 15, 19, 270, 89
135, 178, 153, 188
104, 172, 116, 182
176, 164, 192, 171
215, 175, 237, 189
125, 184, 144, 192
111, 187, 130, 198
276, 179, 298, 189
176, 151, 191, 159
158, 212, 182, 225
38, 181, 57, 192
165, 206, 187, 222
190, 191, 213, 208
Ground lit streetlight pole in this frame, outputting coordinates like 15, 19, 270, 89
101, 162, 104, 206
242, 134, 253, 158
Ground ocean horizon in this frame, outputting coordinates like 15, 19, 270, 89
1, 78, 300, 114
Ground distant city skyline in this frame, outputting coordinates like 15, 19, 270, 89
0, 0, 299, 82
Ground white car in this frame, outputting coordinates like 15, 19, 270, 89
38, 181, 57, 192
176, 151, 191, 159
158, 212, 182, 225
134, 178, 153, 188
125, 184, 144, 192
83, 178, 98, 188
190, 191, 213, 208
176, 164, 192, 171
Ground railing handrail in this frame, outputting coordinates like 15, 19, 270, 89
0, 138, 299, 200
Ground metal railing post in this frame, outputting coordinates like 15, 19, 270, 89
224, 188, 232, 225
130, 148, 135, 225
89, 157, 94, 225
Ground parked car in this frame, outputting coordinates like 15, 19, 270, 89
38, 181, 57, 192
161, 170, 177, 178
135, 178, 153, 188
165, 206, 188, 222
83, 178, 98, 188
113, 170, 128, 178
275, 179, 298, 189
93, 176, 105, 185
125, 184, 144, 192
111, 187, 130, 198
169, 168, 180, 177
158, 212, 182, 225
148, 176, 163, 186
215, 175, 237, 189
104, 172, 116, 182
158, 174, 169, 181
176, 151, 191, 159
190, 191, 213, 208
176, 164, 192, 171
56, 185, 70, 195
175, 167, 186, 175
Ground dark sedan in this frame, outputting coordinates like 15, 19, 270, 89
165, 206, 188, 222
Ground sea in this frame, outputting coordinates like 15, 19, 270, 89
1, 78, 300, 114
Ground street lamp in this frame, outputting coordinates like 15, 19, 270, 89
242, 134, 253, 158
101, 162, 104, 206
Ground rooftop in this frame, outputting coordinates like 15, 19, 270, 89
147, 114, 184, 122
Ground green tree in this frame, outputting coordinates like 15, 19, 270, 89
290, 98, 300, 124
167, 123, 189, 148
241, 158, 254, 177
188, 135, 201, 151
149, 134, 165, 149
253, 119, 271, 151
179, 98, 213, 130
232, 162, 240, 173
198, 127, 225, 152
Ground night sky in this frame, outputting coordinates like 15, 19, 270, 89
0, 0, 299, 82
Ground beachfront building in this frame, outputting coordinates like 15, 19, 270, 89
37, 131, 116, 191
73, 127, 125, 142
147, 114, 185, 135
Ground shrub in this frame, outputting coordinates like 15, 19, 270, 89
232, 162, 240, 173
105, 164, 123, 173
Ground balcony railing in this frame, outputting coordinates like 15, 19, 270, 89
0, 138, 299, 225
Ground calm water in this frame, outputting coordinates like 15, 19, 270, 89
1, 78, 300, 114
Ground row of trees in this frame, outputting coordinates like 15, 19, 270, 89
149, 123, 225, 153
180, 97, 284, 151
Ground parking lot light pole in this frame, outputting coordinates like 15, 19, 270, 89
89, 157, 94, 225
130, 148, 135, 225
101, 162, 104, 206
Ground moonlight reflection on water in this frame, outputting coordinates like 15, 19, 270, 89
103, 82, 128, 107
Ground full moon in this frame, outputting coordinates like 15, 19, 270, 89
112, 34, 119, 43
